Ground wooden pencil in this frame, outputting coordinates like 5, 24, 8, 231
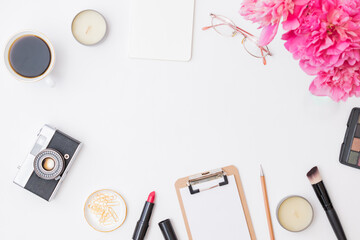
260, 164, 275, 240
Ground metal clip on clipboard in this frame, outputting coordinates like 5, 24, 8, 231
187, 168, 229, 195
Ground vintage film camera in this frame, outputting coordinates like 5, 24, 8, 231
14, 125, 82, 201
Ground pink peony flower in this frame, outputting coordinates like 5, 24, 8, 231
309, 63, 360, 101
240, 0, 309, 45
282, 0, 360, 75
240, 0, 360, 101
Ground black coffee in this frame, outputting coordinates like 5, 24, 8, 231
9, 35, 51, 78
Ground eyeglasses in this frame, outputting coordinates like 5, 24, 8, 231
202, 13, 271, 65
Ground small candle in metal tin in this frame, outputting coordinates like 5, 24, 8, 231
72, 10, 107, 45
277, 196, 313, 232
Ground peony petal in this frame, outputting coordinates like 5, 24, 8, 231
282, 14, 300, 30
259, 23, 279, 46
337, 42, 350, 51
331, 87, 347, 101
309, 80, 330, 96
293, 0, 310, 5
318, 37, 333, 52
300, 61, 320, 75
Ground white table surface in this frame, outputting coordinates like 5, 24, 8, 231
1, 0, 360, 239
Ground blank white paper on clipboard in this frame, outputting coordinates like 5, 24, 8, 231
179, 175, 251, 239
129, 0, 195, 61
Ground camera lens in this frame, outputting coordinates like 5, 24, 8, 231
42, 157, 55, 171
34, 149, 65, 180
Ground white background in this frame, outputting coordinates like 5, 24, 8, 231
1, 0, 359, 239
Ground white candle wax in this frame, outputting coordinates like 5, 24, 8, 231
72, 10, 107, 45
277, 196, 313, 232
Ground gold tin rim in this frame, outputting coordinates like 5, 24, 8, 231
84, 189, 127, 233
276, 195, 314, 232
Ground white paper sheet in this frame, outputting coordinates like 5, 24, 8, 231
180, 175, 251, 240
129, 0, 194, 61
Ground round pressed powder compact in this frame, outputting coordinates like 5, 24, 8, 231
277, 195, 314, 232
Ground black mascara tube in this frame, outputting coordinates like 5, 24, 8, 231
159, 219, 178, 240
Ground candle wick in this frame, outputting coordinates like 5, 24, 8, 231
86, 26, 92, 34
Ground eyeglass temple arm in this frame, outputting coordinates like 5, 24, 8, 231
202, 25, 213, 31
261, 49, 267, 65
202, 24, 228, 31
203, 23, 257, 40
202, 23, 248, 39
233, 26, 254, 37
205, 15, 256, 38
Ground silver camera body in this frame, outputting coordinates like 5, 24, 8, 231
14, 125, 82, 201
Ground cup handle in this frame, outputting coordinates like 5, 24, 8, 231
45, 76, 55, 87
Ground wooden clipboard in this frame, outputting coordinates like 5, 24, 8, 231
175, 165, 256, 240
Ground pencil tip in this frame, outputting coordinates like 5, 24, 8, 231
260, 164, 264, 176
